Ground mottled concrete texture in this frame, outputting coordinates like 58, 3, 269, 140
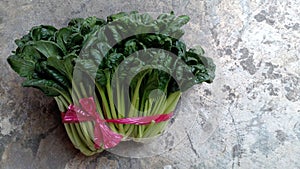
0, 0, 299, 168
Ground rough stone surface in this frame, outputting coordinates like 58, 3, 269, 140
0, 0, 299, 168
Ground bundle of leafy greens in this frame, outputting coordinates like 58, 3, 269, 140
7, 11, 215, 155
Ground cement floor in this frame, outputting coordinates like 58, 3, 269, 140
0, 0, 299, 168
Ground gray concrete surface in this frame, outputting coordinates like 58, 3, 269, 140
0, 0, 300, 168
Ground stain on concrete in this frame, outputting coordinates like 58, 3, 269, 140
239, 48, 249, 60
237, 47, 259, 75
266, 83, 279, 96
285, 23, 300, 30
240, 55, 257, 75
222, 85, 237, 103
204, 89, 212, 96
282, 75, 300, 102
262, 62, 282, 79
275, 130, 287, 143
266, 19, 275, 25
292, 23, 299, 30
225, 48, 232, 55
254, 8, 277, 25
254, 11, 266, 22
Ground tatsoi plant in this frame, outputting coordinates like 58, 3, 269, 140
7, 11, 215, 156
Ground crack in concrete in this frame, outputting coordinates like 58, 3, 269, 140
228, 105, 242, 169
186, 131, 200, 159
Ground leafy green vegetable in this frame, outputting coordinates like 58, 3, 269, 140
7, 11, 215, 156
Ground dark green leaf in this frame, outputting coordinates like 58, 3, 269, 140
55, 27, 73, 53
7, 55, 35, 78
22, 79, 67, 97
39, 62, 71, 88
30, 25, 57, 41
32, 41, 64, 58
47, 55, 75, 79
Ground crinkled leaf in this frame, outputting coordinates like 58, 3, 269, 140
30, 25, 57, 41
15, 34, 31, 49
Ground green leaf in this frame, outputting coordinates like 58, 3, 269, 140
157, 13, 190, 38
107, 12, 128, 22
47, 55, 75, 79
190, 47, 216, 82
32, 41, 64, 58
15, 34, 31, 48
80, 16, 106, 35
34, 61, 71, 89
22, 79, 67, 97
55, 27, 73, 53
30, 25, 57, 41
7, 55, 35, 78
